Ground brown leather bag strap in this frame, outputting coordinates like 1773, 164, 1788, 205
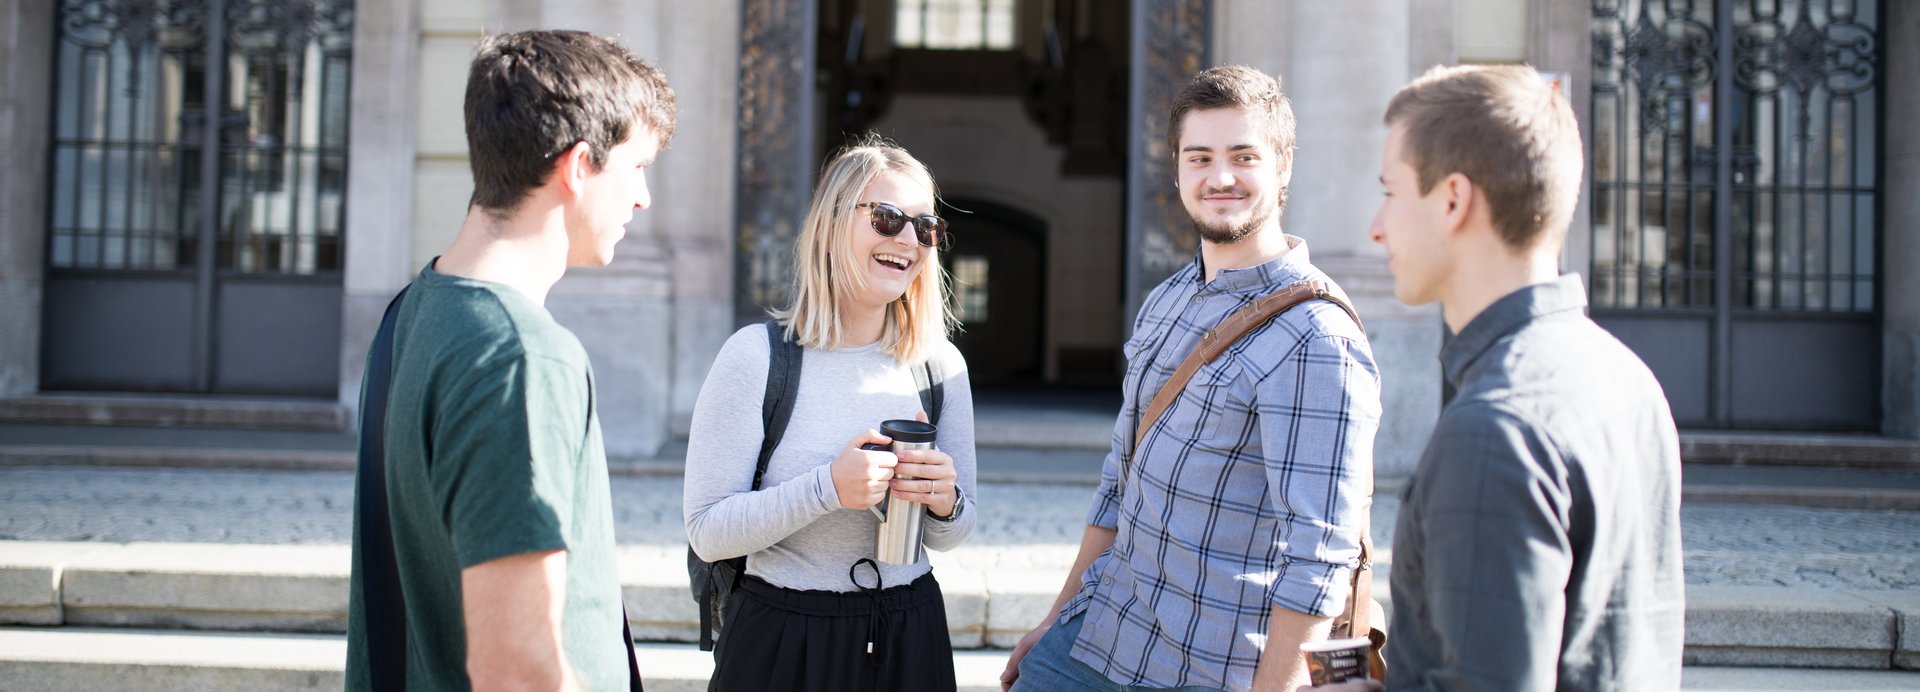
1130, 279, 1363, 457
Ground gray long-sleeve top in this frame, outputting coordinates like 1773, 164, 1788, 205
682, 324, 978, 592
1387, 275, 1685, 691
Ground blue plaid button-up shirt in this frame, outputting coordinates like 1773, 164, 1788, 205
1060, 238, 1381, 691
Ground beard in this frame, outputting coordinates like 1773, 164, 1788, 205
1189, 185, 1288, 244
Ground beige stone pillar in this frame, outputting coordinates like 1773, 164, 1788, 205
338, 0, 423, 417
1215, 0, 1435, 479
0, 0, 54, 398
1885, 1, 1920, 438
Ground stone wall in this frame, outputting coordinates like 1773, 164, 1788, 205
0, 1, 53, 398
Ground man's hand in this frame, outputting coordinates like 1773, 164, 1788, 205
998, 623, 1050, 691
1253, 606, 1332, 691
1305, 679, 1383, 692
462, 550, 578, 692
829, 429, 897, 509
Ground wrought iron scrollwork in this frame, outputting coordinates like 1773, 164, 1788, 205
1594, 0, 1716, 133
60, 0, 204, 51
225, 0, 353, 57
1130, 0, 1208, 297
1734, 1, 1877, 138
736, 0, 812, 315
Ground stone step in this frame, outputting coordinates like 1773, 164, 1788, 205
4, 626, 1919, 692
0, 395, 347, 432
3, 541, 1916, 670
0, 627, 1012, 692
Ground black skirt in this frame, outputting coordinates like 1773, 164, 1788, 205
708, 569, 958, 692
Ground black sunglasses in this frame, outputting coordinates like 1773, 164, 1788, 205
855, 201, 948, 249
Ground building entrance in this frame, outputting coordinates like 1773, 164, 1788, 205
41, 0, 353, 396
1589, 0, 1883, 430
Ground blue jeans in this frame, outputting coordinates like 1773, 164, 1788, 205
1010, 612, 1225, 692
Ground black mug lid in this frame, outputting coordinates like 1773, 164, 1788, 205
879, 419, 937, 443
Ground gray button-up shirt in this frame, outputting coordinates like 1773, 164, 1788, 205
1388, 275, 1685, 691
1061, 238, 1381, 691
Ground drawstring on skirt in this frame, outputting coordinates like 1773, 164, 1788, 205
849, 558, 889, 667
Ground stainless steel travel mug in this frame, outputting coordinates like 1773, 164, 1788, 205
869, 419, 938, 564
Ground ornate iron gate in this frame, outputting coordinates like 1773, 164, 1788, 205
1590, 0, 1880, 429
42, 0, 353, 396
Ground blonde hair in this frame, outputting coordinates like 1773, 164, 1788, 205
1384, 64, 1584, 251
771, 137, 954, 363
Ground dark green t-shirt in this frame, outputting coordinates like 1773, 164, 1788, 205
347, 263, 624, 690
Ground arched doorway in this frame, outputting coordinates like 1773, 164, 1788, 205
944, 198, 1045, 384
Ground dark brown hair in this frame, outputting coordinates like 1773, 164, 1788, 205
1384, 64, 1583, 250
463, 30, 677, 215
1166, 65, 1297, 159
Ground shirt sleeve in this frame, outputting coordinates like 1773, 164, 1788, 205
682, 328, 843, 562
1256, 332, 1381, 617
1398, 405, 1573, 692
432, 351, 586, 569
920, 343, 979, 551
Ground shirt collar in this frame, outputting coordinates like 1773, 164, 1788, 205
1441, 274, 1589, 387
1191, 234, 1311, 296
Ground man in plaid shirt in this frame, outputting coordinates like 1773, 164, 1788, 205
1002, 65, 1382, 691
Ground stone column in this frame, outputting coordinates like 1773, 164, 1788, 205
1215, 0, 1435, 479
1530, 0, 1595, 286
0, 0, 53, 398
652, 1, 741, 440
1885, 1, 1920, 438
338, 0, 422, 419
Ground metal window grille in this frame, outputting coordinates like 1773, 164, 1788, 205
1591, 0, 1879, 312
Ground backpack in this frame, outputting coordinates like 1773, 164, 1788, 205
686, 319, 943, 651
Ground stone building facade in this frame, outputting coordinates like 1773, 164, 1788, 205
1, 0, 1914, 478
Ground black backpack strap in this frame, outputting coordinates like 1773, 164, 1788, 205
697, 319, 804, 652
624, 613, 644, 690
757, 319, 804, 489
355, 285, 411, 689
912, 356, 944, 425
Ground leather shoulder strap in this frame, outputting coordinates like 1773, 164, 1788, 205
1130, 279, 1362, 455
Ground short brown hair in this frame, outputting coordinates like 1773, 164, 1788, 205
464, 30, 677, 215
1167, 65, 1297, 158
1384, 65, 1583, 250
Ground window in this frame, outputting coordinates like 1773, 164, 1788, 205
895, 0, 1017, 50
951, 255, 990, 322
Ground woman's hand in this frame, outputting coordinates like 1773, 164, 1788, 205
889, 411, 959, 519
830, 429, 897, 510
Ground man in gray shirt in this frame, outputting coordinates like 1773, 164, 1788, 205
1319, 65, 1685, 690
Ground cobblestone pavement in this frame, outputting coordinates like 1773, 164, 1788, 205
4, 465, 1918, 590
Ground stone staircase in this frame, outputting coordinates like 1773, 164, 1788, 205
4, 394, 1920, 689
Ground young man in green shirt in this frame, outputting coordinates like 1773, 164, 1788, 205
346, 30, 676, 690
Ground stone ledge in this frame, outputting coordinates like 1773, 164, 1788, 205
0, 627, 1018, 692
1686, 586, 1894, 668
0, 395, 346, 432
0, 446, 353, 472
1681, 432, 1920, 469
1852, 590, 1920, 671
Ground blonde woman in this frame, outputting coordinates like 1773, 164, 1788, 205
684, 137, 975, 691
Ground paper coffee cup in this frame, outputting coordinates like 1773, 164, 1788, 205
1301, 637, 1371, 685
